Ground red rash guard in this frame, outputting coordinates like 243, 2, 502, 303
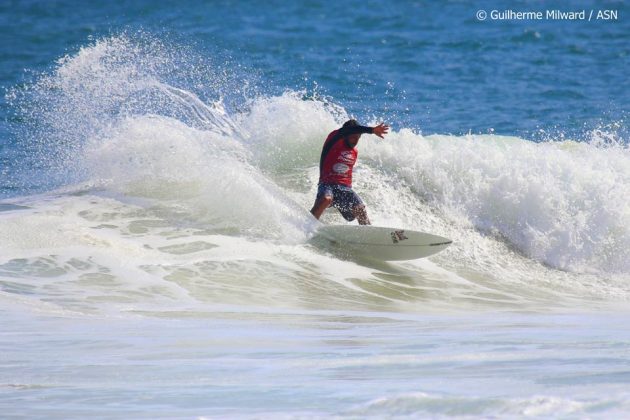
318, 125, 373, 187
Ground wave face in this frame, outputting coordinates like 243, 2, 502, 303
2, 35, 630, 317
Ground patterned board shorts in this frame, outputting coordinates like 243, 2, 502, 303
317, 183, 364, 221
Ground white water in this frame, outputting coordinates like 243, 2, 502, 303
2, 35, 630, 418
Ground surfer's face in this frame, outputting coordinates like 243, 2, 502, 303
347, 134, 361, 146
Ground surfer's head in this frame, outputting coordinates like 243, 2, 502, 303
343, 119, 362, 145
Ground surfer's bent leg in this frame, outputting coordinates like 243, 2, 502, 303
334, 186, 369, 224
310, 184, 333, 220
353, 204, 371, 225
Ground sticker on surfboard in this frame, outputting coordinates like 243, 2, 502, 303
390, 230, 408, 244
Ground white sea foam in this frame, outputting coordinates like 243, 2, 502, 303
2, 34, 630, 318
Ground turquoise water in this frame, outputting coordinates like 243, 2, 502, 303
1, 1, 629, 418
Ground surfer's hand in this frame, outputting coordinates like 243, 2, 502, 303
373, 123, 389, 138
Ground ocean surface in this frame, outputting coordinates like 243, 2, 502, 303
1, 0, 629, 418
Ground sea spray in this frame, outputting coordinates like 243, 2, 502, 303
3, 33, 629, 314
363, 132, 630, 273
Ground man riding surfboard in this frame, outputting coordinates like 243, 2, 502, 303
310, 119, 389, 225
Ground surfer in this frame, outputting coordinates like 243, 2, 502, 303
310, 119, 389, 225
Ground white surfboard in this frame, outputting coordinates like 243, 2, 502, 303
315, 225, 452, 261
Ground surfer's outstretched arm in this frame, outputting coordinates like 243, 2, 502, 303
332, 123, 389, 141
371, 123, 389, 138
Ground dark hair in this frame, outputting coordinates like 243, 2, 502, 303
343, 119, 359, 128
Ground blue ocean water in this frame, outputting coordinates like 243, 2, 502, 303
1, 1, 630, 418
2, 1, 628, 137
1, 0, 628, 196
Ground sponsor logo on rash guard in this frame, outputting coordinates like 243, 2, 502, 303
339, 151, 355, 163
332, 163, 350, 174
